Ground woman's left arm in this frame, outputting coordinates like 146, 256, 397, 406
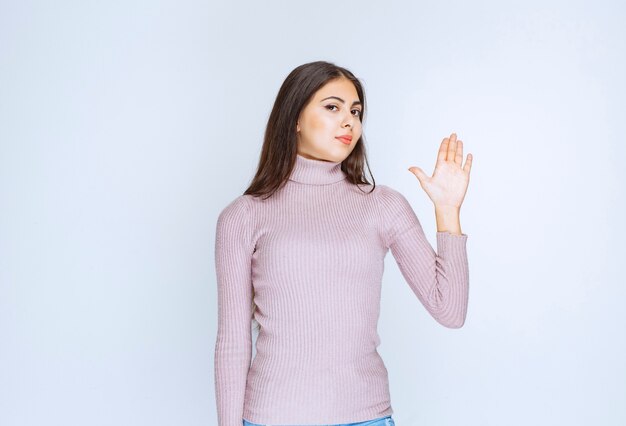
377, 132, 473, 328
377, 186, 469, 329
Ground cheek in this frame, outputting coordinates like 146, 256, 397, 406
354, 122, 363, 137
309, 114, 335, 132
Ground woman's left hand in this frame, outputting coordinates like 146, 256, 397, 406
408, 132, 472, 209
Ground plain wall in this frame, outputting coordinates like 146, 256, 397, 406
1, 1, 624, 425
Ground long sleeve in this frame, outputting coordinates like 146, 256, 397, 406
214, 195, 255, 426
376, 185, 469, 328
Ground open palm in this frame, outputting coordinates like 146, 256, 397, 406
408, 133, 472, 209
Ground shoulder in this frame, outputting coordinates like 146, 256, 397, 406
348, 183, 402, 200
373, 184, 420, 225
346, 183, 411, 213
372, 184, 411, 209
361, 184, 416, 226
217, 194, 254, 227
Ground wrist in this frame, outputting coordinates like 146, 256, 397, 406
434, 204, 460, 213
435, 205, 462, 235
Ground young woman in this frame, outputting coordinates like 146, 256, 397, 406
214, 61, 472, 426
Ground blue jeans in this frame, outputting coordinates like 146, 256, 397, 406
242, 415, 395, 426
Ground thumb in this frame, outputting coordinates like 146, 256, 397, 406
408, 166, 428, 184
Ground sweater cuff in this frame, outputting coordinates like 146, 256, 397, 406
436, 231, 468, 259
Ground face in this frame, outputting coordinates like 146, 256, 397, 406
296, 77, 363, 162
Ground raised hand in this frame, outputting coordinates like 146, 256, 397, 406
407, 132, 472, 209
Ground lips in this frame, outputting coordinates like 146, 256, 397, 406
335, 136, 352, 145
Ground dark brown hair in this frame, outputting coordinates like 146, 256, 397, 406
243, 60, 375, 200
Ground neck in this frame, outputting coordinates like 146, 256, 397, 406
288, 153, 347, 185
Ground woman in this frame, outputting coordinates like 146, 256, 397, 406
214, 61, 472, 426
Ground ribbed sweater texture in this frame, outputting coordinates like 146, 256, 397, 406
214, 154, 469, 426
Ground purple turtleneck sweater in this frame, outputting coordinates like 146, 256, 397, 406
214, 154, 469, 426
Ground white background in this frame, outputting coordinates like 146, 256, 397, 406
1, 1, 624, 425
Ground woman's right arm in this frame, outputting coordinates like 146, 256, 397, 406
214, 195, 254, 426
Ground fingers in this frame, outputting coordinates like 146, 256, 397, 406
448, 133, 457, 162
437, 137, 448, 163
439, 133, 467, 168
463, 153, 473, 174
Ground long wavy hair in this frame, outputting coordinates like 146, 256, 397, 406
245, 60, 376, 332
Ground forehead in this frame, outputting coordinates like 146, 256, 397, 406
314, 78, 359, 100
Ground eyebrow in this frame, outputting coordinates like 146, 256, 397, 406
320, 96, 362, 107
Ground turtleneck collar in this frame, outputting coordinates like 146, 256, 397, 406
288, 153, 347, 185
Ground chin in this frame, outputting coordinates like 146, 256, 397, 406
324, 152, 346, 163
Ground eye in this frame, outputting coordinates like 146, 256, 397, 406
326, 104, 362, 117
